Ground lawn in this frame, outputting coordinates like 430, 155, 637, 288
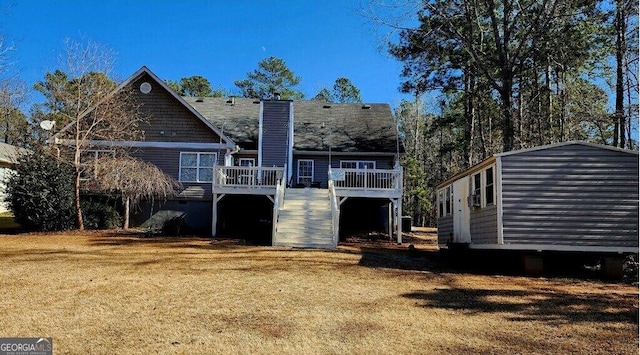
0, 232, 637, 354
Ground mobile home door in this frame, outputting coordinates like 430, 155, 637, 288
452, 179, 471, 243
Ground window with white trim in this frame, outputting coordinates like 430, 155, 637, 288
179, 152, 217, 182
239, 158, 255, 167
80, 150, 114, 180
485, 167, 495, 205
297, 159, 314, 184
469, 166, 496, 208
340, 160, 376, 170
437, 185, 453, 218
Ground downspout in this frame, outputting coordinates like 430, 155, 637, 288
287, 101, 294, 184
258, 102, 264, 168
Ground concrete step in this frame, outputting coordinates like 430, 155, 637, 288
273, 241, 335, 249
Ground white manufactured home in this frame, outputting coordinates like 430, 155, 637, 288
436, 142, 639, 254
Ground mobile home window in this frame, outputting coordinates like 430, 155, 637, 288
472, 173, 481, 198
445, 186, 451, 215
179, 152, 217, 182
438, 191, 444, 217
485, 167, 494, 205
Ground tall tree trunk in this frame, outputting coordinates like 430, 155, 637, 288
74, 170, 84, 230
74, 123, 84, 230
558, 68, 567, 142
487, 0, 515, 152
463, 67, 473, 167
500, 82, 515, 152
614, 0, 626, 148
123, 196, 130, 230
545, 64, 552, 144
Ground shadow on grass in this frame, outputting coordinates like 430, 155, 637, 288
357, 246, 638, 283
402, 287, 639, 325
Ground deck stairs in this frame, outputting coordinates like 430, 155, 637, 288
274, 188, 335, 248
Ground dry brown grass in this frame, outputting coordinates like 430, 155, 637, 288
0, 231, 637, 354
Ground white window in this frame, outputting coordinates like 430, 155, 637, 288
469, 166, 496, 208
80, 150, 114, 180
470, 172, 482, 207
297, 159, 314, 184
239, 158, 255, 167
340, 160, 376, 170
179, 152, 217, 182
485, 167, 495, 206
438, 186, 452, 218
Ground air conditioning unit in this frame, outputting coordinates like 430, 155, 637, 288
467, 194, 481, 208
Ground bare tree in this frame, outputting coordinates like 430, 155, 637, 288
94, 157, 181, 229
47, 38, 149, 230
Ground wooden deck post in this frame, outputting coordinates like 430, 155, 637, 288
388, 200, 392, 240
397, 199, 402, 244
396, 198, 402, 244
212, 193, 218, 237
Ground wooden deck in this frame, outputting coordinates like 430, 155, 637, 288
213, 166, 284, 195
211, 166, 404, 244
212, 166, 402, 198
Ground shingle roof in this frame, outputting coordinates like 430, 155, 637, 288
183, 97, 399, 153
0, 142, 24, 165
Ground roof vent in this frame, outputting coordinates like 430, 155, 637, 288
273, 92, 281, 101
195, 98, 204, 103
323, 105, 331, 109
226, 97, 235, 105
362, 104, 371, 109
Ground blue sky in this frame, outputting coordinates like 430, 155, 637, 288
2, 0, 414, 108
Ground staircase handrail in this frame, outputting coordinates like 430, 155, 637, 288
328, 179, 340, 247
272, 164, 287, 242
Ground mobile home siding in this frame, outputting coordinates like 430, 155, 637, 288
500, 144, 639, 248
437, 216, 453, 245
261, 101, 291, 168
470, 204, 498, 244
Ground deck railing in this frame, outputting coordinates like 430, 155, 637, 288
329, 168, 403, 192
328, 180, 340, 247
214, 166, 285, 188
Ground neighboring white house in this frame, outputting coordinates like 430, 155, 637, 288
0, 142, 22, 213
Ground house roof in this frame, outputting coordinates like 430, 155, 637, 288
436, 141, 639, 189
183, 97, 261, 150
0, 142, 24, 165
494, 140, 639, 157
183, 97, 400, 153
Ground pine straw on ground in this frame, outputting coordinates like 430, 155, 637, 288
0, 231, 637, 354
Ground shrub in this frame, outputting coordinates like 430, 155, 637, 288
80, 198, 122, 230
161, 215, 188, 236
5, 149, 75, 231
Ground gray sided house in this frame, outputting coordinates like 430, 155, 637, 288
436, 142, 639, 254
61, 66, 403, 247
